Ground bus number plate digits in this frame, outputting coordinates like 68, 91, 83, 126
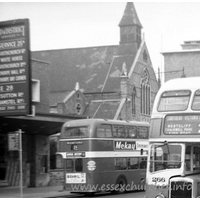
152, 177, 165, 182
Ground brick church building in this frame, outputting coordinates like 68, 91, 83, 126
33, 2, 159, 123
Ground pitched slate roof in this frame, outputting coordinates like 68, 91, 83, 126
84, 100, 121, 119
102, 54, 135, 92
50, 91, 70, 106
32, 46, 118, 93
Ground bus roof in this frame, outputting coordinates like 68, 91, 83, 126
160, 77, 200, 91
62, 118, 150, 127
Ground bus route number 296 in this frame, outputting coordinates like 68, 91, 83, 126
152, 177, 165, 183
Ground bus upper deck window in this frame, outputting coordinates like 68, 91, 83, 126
113, 125, 125, 138
138, 127, 149, 139
192, 89, 200, 110
158, 90, 190, 112
61, 127, 88, 138
126, 126, 137, 138
97, 124, 112, 138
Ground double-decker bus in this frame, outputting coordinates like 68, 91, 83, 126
146, 77, 200, 198
58, 118, 149, 195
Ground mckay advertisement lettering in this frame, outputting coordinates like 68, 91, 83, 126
114, 141, 149, 151
114, 141, 136, 150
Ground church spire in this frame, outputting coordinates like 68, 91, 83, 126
119, 2, 142, 28
118, 2, 143, 48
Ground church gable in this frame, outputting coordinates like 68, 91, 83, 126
137, 42, 152, 66
64, 90, 89, 116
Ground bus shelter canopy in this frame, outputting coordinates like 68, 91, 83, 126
0, 113, 84, 135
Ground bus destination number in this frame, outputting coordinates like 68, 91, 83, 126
152, 177, 165, 183
71, 144, 78, 151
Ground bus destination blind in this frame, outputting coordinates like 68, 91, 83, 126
164, 115, 200, 134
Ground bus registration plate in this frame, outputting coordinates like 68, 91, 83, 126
66, 173, 86, 183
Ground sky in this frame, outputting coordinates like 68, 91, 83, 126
1, 1, 200, 75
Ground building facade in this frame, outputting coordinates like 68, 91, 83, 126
162, 40, 200, 81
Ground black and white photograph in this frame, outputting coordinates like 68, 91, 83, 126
0, 1, 200, 198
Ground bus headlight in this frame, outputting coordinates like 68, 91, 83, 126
155, 193, 165, 198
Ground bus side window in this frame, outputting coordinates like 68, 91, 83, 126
139, 157, 147, 169
113, 125, 125, 138
138, 127, 148, 139
115, 158, 127, 170
126, 126, 137, 138
128, 158, 139, 170
66, 159, 73, 172
75, 158, 83, 172
97, 124, 112, 138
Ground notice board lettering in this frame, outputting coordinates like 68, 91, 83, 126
0, 19, 31, 116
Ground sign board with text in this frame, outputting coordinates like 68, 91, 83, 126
8, 133, 19, 151
164, 115, 200, 134
0, 19, 31, 116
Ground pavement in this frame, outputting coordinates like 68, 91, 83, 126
0, 185, 72, 198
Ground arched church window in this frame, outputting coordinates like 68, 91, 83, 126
140, 68, 151, 115
132, 86, 136, 115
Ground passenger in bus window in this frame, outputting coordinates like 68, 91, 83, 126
126, 126, 137, 138
113, 126, 125, 138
